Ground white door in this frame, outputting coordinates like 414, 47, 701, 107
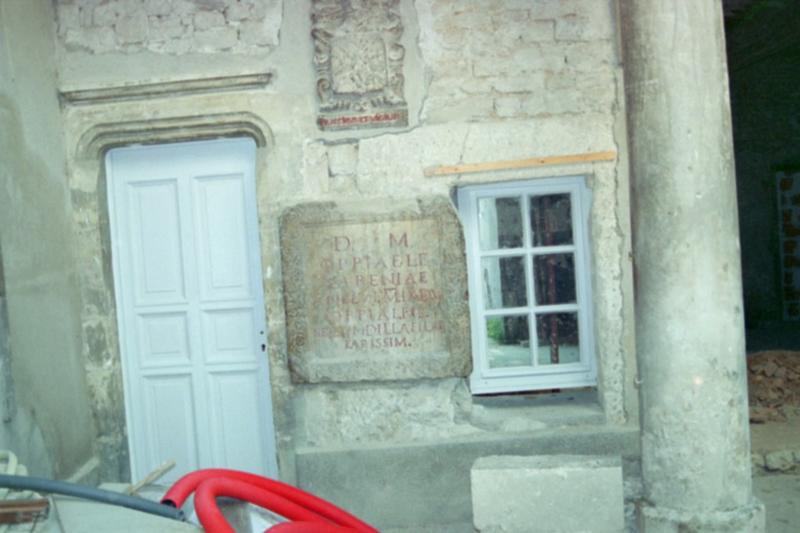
106, 138, 277, 483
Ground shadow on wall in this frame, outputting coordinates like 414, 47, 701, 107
726, 0, 800, 350
0, 93, 94, 478
0, 237, 53, 477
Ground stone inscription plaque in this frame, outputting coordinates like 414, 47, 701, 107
281, 199, 470, 383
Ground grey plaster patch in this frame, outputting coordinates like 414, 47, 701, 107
83, 322, 109, 365
0, 240, 14, 423
280, 196, 470, 383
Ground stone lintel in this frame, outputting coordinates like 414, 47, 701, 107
60, 73, 273, 106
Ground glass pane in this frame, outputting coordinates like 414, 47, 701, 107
530, 193, 573, 246
478, 196, 523, 250
535, 313, 580, 365
485, 315, 531, 369
481, 256, 527, 309
533, 254, 576, 305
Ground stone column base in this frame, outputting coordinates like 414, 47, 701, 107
639, 499, 765, 533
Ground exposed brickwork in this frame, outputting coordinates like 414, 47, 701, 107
55, 0, 281, 55
416, 0, 618, 122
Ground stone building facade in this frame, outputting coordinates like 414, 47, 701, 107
0, 0, 762, 531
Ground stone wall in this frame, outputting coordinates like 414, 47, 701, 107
53, 0, 636, 505
416, 0, 617, 123
56, 0, 281, 55
0, 0, 96, 478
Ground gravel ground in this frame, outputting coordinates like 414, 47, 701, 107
753, 474, 800, 533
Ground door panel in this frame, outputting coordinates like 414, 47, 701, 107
207, 371, 268, 473
194, 174, 252, 300
142, 375, 199, 478
136, 312, 192, 368
127, 180, 187, 305
202, 308, 258, 365
106, 138, 277, 483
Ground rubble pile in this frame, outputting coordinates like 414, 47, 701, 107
747, 350, 800, 422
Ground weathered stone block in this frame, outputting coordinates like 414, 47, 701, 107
245, 0, 275, 19
280, 197, 470, 383
224, 2, 250, 22
149, 16, 185, 40
326, 143, 358, 177
555, 14, 614, 42
491, 73, 545, 94
494, 96, 522, 118
93, 3, 121, 27
194, 10, 225, 31
57, 4, 80, 36
144, 0, 173, 17
78, 4, 95, 27
422, 94, 494, 123
563, 41, 616, 71
751, 452, 765, 470
83, 27, 119, 54
116, 12, 149, 44
294, 379, 476, 447
764, 450, 795, 472
239, 20, 276, 47
193, 27, 238, 51
471, 455, 624, 533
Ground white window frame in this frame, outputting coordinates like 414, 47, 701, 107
458, 176, 597, 394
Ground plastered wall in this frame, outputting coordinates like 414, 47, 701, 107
0, 0, 96, 478
53, 0, 637, 483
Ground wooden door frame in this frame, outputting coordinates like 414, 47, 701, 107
65, 111, 291, 483
105, 137, 278, 481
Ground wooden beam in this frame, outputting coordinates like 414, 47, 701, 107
423, 150, 617, 177
0, 498, 49, 524
126, 460, 176, 495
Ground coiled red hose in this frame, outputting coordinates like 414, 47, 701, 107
194, 477, 342, 533
269, 523, 361, 533
162, 469, 378, 533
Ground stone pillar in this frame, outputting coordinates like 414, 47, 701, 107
619, 1, 765, 531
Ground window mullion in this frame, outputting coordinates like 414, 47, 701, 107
529, 244, 576, 256
473, 193, 493, 377
522, 194, 537, 368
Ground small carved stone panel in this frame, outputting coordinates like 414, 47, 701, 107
311, 0, 408, 131
280, 198, 470, 383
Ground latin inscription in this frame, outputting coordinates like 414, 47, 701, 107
317, 110, 407, 131
307, 220, 446, 355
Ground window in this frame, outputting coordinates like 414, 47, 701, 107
458, 177, 596, 394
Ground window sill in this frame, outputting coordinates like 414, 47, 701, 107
467, 388, 605, 431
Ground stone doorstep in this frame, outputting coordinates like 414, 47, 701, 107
752, 449, 800, 474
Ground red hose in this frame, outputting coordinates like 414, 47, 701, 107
269, 523, 360, 533
194, 477, 332, 533
162, 469, 378, 533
